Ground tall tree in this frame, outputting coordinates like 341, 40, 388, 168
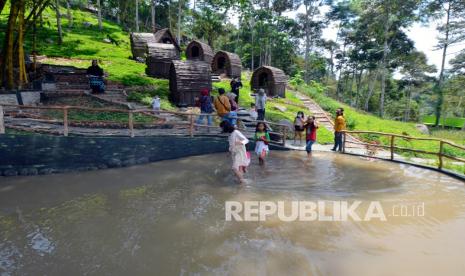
151, 0, 156, 31
97, 0, 103, 30
135, 0, 139, 31
66, 0, 73, 28
425, 0, 465, 126
55, 0, 63, 44
360, 0, 422, 117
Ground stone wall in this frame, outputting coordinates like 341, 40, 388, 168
0, 134, 287, 177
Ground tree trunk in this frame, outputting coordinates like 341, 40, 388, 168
177, 0, 182, 45
97, 0, 102, 30
0, 0, 7, 15
151, 0, 156, 32
304, 5, 310, 83
168, 0, 172, 31
379, 13, 391, 118
435, 4, 451, 126
18, 1, 27, 88
55, 0, 63, 44
251, 19, 254, 70
354, 69, 363, 108
135, 0, 139, 32
66, 0, 73, 28
2, 1, 20, 89
365, 69, 379, 111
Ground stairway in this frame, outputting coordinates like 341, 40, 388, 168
211, 74, 221, 82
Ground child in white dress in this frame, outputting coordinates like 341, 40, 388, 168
221, 121, 250, 183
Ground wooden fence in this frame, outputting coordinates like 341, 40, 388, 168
0, 104, 289, 145
343, 130, 465, 174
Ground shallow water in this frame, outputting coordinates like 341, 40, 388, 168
0, 151, 464, 276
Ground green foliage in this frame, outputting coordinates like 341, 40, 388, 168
422, 116, 465, 128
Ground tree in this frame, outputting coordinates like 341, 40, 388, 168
135, 0, 139, 31
151, 0, 156, 31
97, 0, 103, 30
55, 0, 63, 44
192, 2, 225, 47
425, 0, 465, 126
359, 0, 422, 117
66, 0, 73, 28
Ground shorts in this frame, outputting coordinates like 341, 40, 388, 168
306, 140, 315, 153
295, 126, 304, 132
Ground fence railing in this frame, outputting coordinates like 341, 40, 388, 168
343, 130, 465, 174
0, 104, 289, 145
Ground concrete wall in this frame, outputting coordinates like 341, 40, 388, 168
0, 134, 286, 177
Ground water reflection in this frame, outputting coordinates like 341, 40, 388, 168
0, 151, 464, 275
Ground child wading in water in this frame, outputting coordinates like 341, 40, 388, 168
221, 121, 250, 183
254, 122, 270, 166
304, 116, 319, 157
293, 111, 305, 145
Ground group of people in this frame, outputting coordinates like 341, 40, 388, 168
191, 79, 267, 128
224, 107, 346, 184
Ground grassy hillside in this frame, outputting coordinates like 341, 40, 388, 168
295, 83, 465, 173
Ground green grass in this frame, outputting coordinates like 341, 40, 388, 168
294, 83, 465, 160
422, 115, 465, 129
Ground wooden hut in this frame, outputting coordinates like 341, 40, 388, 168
130, 29, 180, 60
211, 51, 242, 79
130, 33, 157, 60
146, 43, 180, 78
169, 60, 212, 106
185, 40, 214, 64
153, 28, 181, 52
251, 66, 287, 98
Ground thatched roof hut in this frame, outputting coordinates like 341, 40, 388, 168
146, 43, 180, 79
251, 66, 287, 98
211, 51, 242, 79
169, 60, 212, 106
130, 33, 157, 60
154, 28, 181, 52
130, 29, 180, 60
185, 40, 214, 64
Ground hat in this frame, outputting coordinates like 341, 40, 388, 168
258, 88, 265, 95
201, 88, 209, 96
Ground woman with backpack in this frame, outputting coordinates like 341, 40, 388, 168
196, 88, 214, 126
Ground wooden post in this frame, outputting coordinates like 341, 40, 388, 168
438, 141, 444, 170
342, 132, 346, 153
390, 135, 395, 160
282, 126, 287, 146
128, 111, 134, 138
63, 107, 69, 136
189, 113, 194, 137
0, 105, 5, 134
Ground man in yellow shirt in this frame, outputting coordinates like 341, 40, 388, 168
332, 108, 346, 152
214, 88, 231, 119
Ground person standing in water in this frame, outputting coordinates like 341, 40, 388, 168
221, 121, 250, 184
332, 108, 346, 152
304, 116, 319, 157
254, 122, 270, 166
293, 111, 305, 146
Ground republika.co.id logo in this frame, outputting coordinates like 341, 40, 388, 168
225, 201, 425, 222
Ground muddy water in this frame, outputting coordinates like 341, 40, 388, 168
0, 151, 464, 276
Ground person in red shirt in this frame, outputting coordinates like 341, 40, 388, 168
304, 116, 319, 157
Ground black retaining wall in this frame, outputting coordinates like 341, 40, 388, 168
0, 134, 287, 177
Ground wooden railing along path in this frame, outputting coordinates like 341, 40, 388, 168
0, 104, 289, 145
342, 130, 465, 175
